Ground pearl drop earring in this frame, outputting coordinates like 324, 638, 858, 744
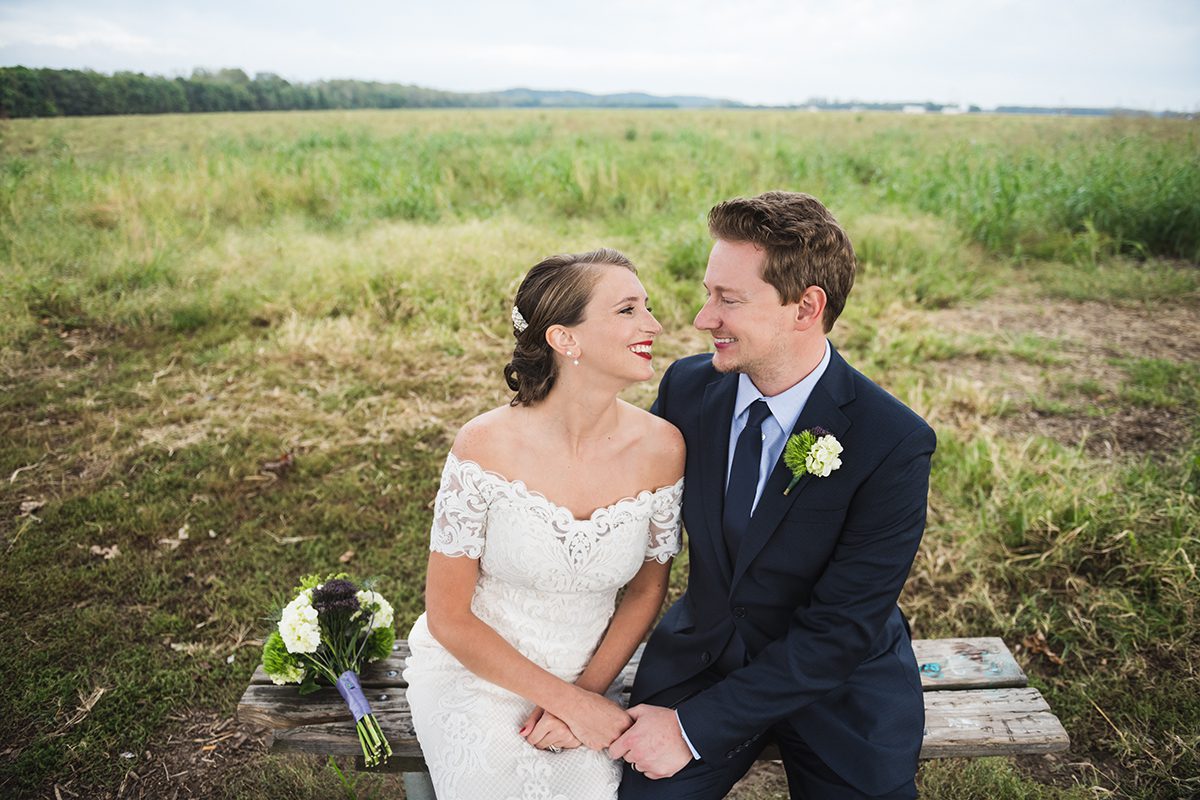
566, 350, 579, 366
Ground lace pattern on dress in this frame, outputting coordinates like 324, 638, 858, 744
645, 484, 684, 563
428, 453, 682, 563
428, 454, 494, 558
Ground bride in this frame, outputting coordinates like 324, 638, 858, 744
403, 248, 685, 800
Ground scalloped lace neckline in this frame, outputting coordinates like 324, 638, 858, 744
448, 452, 683, 524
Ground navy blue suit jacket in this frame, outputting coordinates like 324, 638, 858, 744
632, 346, 935, 795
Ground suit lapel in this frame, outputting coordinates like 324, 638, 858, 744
731, 347, 856, 588
699, 373, 738, 583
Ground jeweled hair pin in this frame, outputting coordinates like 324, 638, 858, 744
511, 305, 529, 334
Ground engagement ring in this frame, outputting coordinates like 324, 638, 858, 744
548, 745, 562, 754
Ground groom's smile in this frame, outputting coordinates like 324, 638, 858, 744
695, 239, 803, 386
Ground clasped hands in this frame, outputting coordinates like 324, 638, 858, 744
519, 695, 693, 780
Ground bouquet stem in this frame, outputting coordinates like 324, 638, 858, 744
356, 714, 393, 767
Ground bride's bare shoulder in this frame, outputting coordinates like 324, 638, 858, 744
619, 402, 685, 484
450, 405, 527, 468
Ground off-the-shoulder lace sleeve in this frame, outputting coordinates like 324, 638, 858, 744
429, 453, 492, 559
644, 479, 683, 563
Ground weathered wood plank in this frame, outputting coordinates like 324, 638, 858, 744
921, 687, 1070, 757
559, 637, 1027, 693
260, 686, 1067, 769
912, 637, 1027, 690
270, 711, 422, 758
239, 636, 1036, 731
248, 637, 1026, 691
248, 644, 412, 686
238, 636, 1066, 770
239, 684, 410, 730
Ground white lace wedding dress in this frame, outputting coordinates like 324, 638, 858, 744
404, 453, 683, 800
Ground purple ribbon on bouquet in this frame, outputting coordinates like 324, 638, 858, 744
335, 670, 373, 722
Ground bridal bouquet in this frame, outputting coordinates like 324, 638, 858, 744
261, 574, 395, 767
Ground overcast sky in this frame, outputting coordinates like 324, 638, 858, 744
1, 0, 1197, 110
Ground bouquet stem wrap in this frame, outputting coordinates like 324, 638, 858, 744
336, 669, 391, 767
335, 670, 391, 767
336, 671, 371, 721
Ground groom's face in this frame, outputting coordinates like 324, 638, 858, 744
695, 239, 797, 379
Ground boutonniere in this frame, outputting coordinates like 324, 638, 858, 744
782, 427, 843, 495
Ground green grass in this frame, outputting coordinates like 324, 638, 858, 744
1, 109, 1198, 799
1116, 358, 1200, 409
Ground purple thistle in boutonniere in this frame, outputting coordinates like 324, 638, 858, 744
782, 426, 844, 495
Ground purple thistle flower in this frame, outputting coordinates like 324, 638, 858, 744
313, 579, 361, 615
811, 426, 830, 437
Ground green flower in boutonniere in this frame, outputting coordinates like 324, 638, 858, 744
782, 426, 843, 495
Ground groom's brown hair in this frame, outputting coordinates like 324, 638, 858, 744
708, 191, 856, 331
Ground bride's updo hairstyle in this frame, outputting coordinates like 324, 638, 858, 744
505, 248, 637, 406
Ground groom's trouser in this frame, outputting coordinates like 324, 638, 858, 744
618, 664, 917, 800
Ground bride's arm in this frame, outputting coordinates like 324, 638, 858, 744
424, 552, 632, 750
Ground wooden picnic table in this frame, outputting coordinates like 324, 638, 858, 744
238, 636, 1068, 794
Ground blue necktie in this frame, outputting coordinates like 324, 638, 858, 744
723, 400, 772, 563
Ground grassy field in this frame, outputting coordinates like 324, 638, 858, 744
1, 108, 1197, 799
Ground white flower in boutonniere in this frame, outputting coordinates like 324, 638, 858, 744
782, 427, 843, 495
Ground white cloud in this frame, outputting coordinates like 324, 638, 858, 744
0, 10, 168, 54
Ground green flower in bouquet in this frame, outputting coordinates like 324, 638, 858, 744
261, 573, 395, 767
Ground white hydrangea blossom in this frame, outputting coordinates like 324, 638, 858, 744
354, 590, 394, 632
267, 661, 305, 685
279, 589, 321, 654
805, 435, 844, 478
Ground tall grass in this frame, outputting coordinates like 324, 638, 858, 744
2, 112, 1197, 349
0, 109, 1197, 800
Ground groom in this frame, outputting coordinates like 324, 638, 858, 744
610, 192, 935, 799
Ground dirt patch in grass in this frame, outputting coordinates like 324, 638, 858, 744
1017, 405, 1194, 457
36, 711, 267, 800
929, 297, 1198, 455
937, 297, 1199, 365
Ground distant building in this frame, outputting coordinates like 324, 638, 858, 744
902, 104, 927, 114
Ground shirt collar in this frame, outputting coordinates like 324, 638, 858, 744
733, 339, 833, 433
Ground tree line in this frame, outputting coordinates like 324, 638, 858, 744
4, 66, 1172, 119
0, 67, 503, 118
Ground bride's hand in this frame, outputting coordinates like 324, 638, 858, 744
557, 690, 633, 751
519, 707, 582, 751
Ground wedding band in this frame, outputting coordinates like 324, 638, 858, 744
548, 745, 562, 754
632, 763, 642, 772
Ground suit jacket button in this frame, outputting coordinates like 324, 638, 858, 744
700, 651, 711, 664
733, 606, 746, 618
